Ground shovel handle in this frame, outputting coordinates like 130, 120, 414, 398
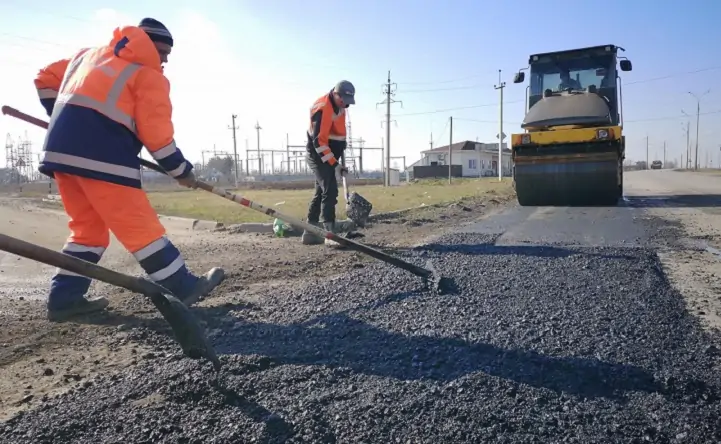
2, 106, 435, 281
342, 175, 350, 203
2, 106, 49, 129
1, 106, 186, 178
0, 233, 166, 296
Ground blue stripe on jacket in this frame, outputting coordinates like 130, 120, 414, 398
38, 104, 193, 188
152, 146, 193, 178
40, 98, 56, 118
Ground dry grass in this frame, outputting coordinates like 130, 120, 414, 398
147, 178, 514, 224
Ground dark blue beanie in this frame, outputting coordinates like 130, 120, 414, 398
138, 18, 173, 47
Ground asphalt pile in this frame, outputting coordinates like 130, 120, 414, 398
3, 232, 721, 443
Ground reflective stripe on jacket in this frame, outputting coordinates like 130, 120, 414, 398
306, 91, 346, 166
34, 58, 72, 116
37, 26, 192, 189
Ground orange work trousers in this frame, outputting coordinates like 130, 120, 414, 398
55, 172, 166, 253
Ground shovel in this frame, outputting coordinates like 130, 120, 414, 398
341, 172, 373, 229
0, 233, 221, 371
2, 106, 452, 294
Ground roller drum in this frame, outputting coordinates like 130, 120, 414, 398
514, 144, 621, 206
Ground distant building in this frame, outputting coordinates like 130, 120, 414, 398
408, 141, 513, 177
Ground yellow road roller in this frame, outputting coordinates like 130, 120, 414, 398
510, 44, 633, 206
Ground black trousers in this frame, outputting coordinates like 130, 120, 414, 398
306, 152, 338, 224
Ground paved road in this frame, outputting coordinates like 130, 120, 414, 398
3, 170, 721, 443
459, 169, 721, 246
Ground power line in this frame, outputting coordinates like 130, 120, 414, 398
395, 101, 524, 117
2, 2, 99, 24
454, 109, 721, 126
402, 83, 491, 93
454, 118, 503, 124
624, 67, 721, 86
2, 28, 719, 128
433, 119, 450, 147
400, 66, 721, 94
394, 65, 721, 111
396, 71, 502, 86
0, 32, 70, 48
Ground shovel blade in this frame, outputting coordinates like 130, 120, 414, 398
346, 192, 373, 228
146, 291, 221, 371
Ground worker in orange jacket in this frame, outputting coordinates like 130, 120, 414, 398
34, 18, 225, 321
302, 81, 356, 246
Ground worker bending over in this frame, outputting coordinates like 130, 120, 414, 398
302, 81, 356, 246
34, 18, 225, 321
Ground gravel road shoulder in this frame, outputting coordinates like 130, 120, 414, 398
625, 170, 721, 334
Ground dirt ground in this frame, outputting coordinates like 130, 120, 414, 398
0, 190, 513, 421
624, 170, 721, 334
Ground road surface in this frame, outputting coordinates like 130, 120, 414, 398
1, 170, 721, 443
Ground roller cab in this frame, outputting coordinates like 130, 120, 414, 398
511, 45, 633, 206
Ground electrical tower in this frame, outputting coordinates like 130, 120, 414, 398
5, 133, 34, 184
377, 71, 403, 186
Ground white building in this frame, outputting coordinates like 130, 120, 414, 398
410, 141, 513, 177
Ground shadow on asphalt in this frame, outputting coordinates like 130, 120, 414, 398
67, 292, 718, 406
625, 194, 721, 208
206, 310, 661, 401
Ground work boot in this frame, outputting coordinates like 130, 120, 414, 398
47, 296, 109, 322
301, 222, 324, 245
180, 267, 225, 306
323, 222, 344, 248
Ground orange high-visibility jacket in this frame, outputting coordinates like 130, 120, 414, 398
34, 26, 192, 189
306, 92, 347, 166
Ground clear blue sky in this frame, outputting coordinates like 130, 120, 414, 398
1, 0, 719, 169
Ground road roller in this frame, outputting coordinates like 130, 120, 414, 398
510, 44, 633, 206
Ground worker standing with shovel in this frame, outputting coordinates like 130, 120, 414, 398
32, 18, 225, 321
302, 81, 357, 247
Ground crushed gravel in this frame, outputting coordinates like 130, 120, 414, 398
2, 229, 721, 443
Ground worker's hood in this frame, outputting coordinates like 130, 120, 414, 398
108, 26, 162, 73
522, 92, 612, 129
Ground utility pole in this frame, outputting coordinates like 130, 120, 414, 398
685, 121, 691, 169
695, 98, 700, 170
494, 69, 506, 182
377, 71, 402, 187
688, 89, 710, 170
645, 135, 649, 169
448, 116, 453, 184
254, 121, 262, 174
286, 133, 291, 175
229, 114, 239, 186
663, 141, 666, 168
358, 137, 365, 174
